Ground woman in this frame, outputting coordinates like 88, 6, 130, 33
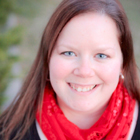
0, 0, 140, 139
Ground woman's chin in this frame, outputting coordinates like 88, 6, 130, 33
68, 103, 96, 113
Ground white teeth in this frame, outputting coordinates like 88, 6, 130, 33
83, 88, 87, 92
72, 85, 74, 89
70, 84, 96, 92
77, 88, 82, 92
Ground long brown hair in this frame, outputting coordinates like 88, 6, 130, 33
0, 0, 140, 139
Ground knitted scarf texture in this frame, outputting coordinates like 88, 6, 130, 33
36, 83, 135, 140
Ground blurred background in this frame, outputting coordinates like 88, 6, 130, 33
0, 0, 140, 112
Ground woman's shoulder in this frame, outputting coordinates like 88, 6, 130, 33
17, 121, 40, 140
131, 101, 140, 140
0, 121, 40, 140
1, 102, 140, 140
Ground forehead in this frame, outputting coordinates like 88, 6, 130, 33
53, 12, 121, 56
56, 12, 119, 45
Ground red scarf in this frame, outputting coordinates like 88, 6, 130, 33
36, 83, 135, 140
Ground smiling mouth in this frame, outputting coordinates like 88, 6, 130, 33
68, 83, 97, 92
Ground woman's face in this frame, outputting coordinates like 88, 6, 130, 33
49, 13, 123, 113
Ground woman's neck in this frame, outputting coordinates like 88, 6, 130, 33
59, 104, 108, 129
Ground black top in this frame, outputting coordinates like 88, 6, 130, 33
131, 102, 140, 140
1, 103, 140, 140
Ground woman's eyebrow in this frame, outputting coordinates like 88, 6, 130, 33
95, 47, 116, 51
58, 44, 116, 51
57, 43, 77, 50
93, 44, 118, 51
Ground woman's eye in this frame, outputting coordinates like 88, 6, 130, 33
62, 51, 76, 56
95, 54, 108, 59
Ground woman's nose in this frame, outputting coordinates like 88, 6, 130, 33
73, 59, 95, 78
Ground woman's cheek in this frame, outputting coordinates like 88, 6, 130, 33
50, 57, 72, 79
97, 61, 121, 82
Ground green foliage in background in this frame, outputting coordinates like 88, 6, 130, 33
14, 0, 45, 17
0, 26, 23, 91
0, 0, 23, 112
0, 0, 47, 113
0, 0, 17, 25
